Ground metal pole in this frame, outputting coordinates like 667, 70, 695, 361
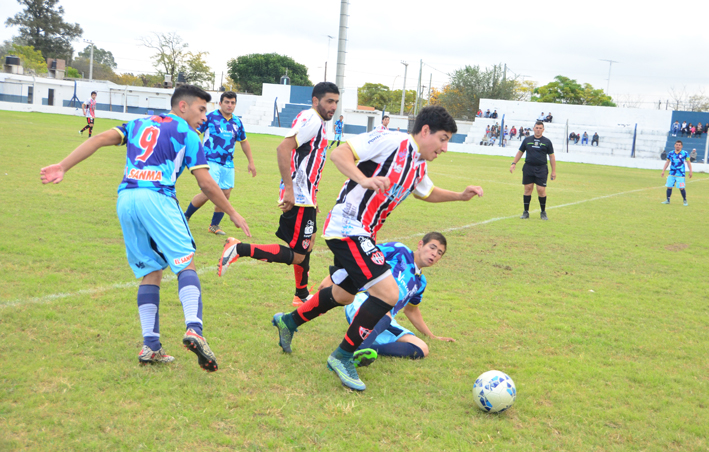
85, 40, 94, 81
414, 59, 422, 116
400, 61, 408, 116
333, 0, 349, 121
704, 132, 709, 164
599, 59, 618, 94
427, 73, 432, 104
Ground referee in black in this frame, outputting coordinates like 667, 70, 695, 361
510, 121, 556, 220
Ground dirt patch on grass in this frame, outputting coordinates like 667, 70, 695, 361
665, 243, 688, 252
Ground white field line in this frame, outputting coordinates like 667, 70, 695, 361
3, 178, 708, 310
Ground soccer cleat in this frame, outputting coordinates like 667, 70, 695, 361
78, 130, 83, 136
208, 224, 226, 235
138, 345, 175, 364
327, 353, 366, 391
182, 328, 218, 372
683, 200, 688, 206
292, 294, 313, 307
353, 348, 378, 368
520, 211, 529, 219
540, 211, 548, 221
272, 313, 296, 353
661, 200, 670, 204
218, 237, 241, 277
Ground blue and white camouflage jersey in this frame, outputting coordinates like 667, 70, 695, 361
114, 114, 209, 199
378, 242, 427, 317
334, 119, 343, 134
197, 109, 247, 168
667, 150, 690, 177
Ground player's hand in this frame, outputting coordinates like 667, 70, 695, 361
551, 172, 556, 181
460, 185, 484, 200
509, 164, 516, 174
229, 212, 251, 237
40, 164, 65, 184
278, 189, 295, 212
661, 171, 664, 177
689, 171, 693, 179
361, 176, 391, 194
247, 163, 257, 177
435, 336, 456, 342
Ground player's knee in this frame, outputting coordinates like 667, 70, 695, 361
223, 189, 232, 199
292, 252, 305, 265
418, 341, 429, 357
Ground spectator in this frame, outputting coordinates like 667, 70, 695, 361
690, 124, 696, 138
581, 132, 589, 145
525, 128, 531, 137
476, 109, 483, 117
484, 109, 491, 118
672, 121, 680, 137
545, 113, 553, 123
681, 121, 688, 136
485, 125, 491, 137
592, 132, 599, 146
569, 132, 576, 144
690, 148, 697, 163
491, 110, 498, 119
697, 123, 704, 137
537, 112, 545, 121
574, 133, 580, 144
510, 126, 517, 139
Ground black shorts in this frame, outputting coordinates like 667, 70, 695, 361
275, 206, 316, 254
325, 236, 392, 295
522, 164, 548, 186
86, 117, 94, 126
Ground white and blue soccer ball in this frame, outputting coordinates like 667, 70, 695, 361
473, 370, 516, 413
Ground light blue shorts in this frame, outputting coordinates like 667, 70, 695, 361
666, 175, 685, 189
208, 161, 234, 190
117, 189, 196, 278
345, 294, 413, 345
333, 133, 342, 141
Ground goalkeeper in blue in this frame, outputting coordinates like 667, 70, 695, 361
661, 140, 693, 206
40, 85, 251, 372
319, 232, 455, 367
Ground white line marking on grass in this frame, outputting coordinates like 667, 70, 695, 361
4, 178, 708, 309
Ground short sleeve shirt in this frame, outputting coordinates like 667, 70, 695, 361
323, 131, 433, 239
519, 135, 554, 166
667, 150, 690, 177
85, 98, 96, 119
335, 119, 343, 134
377, 242, 427, 317
197, 110, 246, 168
114, 114, 208, 199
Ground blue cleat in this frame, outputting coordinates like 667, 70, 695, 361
272, 313, 295, 353
327, 351, 366, 391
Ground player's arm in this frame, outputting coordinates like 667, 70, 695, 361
549, 153, 557, 180
421, 185, 483, 203
40, 129, 122, 184
276, 136, 297, 211
330, 143, 390, 193
239, 139, 256, 177
510, 150, 524, 173
403, 304, 455, 342
82, 102, 87, 116
192, 167, 251, 237
686, 159, 693, 178
661, 159, 670, 176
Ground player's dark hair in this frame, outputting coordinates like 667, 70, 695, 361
675, 140, 683, 145
412, 106, 457, 135
312, 82, 339, 101
422, 232, 447, 253
535, 121, 544, 126
91, 91, 97, 95
171, 84, 211, 108
383, 115, 390, 120
220, 91, 237, 103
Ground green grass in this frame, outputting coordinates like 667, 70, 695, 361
1, 110, 708, 451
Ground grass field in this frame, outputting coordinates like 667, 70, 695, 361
1, 110, 708, 451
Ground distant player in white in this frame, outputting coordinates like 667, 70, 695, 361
374, 115, 390, 133
79, 91, 97, 138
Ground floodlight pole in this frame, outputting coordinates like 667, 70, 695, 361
400, 61, 408, 116
600, 59, 618, 94
325, 35, 334, 81
334, 0, 349, 121
84, 39, 95, 80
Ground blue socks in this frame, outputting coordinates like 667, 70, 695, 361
184, 202, 199, 219
680, 189, 687, 200
359, 314, 392, 350
211, 212, 224, 226
178, 269, 203, 336
370, 341, 424, 359
137, 284, 161, 351
666, 188, 672, 201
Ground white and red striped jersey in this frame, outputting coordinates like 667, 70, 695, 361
84, 98, 96, 119
323, 130, 434, 240
373, 124, 389, 133
278, 108, 327, 207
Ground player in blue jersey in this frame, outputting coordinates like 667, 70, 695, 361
328, 115, 344, 150
184, 91, 256, 235
661, 140, 693, 206
319, 232, 454, 366
40, 85, 251, 371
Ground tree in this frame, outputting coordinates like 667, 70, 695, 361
7, 44, 47, 74
532, 75, 615, 106
5, 0, 82, 61
71, 57, 115, 80
65, 66, 79, 78
227, 53, 312, 95
357, 83, 416, 113
77, 44, 116, 69
141, 32, 214, 89
181, 51, 214, 90
513, 80, 537, 102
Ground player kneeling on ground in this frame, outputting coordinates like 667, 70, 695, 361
40, 85, 251, 371
318, 232, 455, 367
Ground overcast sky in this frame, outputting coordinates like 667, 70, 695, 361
2, 0, 707, 108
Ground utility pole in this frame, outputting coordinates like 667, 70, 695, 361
427, 73, 432, 104
599, 59, 618, 94
84, 39, 94, 80
334, 1, 349, 121
400, 61, 408, 116
414, 59, 422, 116
325, 35, 334, 81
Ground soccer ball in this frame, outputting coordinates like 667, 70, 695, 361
473, 370, 516, 413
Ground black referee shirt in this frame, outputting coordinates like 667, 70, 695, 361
519, 136, 554, 166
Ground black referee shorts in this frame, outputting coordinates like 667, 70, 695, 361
522, 164, 548, 186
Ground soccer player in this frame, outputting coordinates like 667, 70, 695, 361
328, 115, 344, 150
318, 232, 454, 366
270, 106, 483, 391
661, 140, 692, 206
40, 85, 251, 371
218, 82, 340, 306
79, 91, 97, 138
374, 115, 390, 133
510, 121, 556, 220
183, 91, 256, 235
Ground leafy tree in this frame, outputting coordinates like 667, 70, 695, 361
532, 75, 615, 106
65, 66, 79, 78
70, 57, 115, 80
5, 0, 82, 61
141, 32, 213, 89
227, 53, 312, 95
111, 72, 163, 88
77, 45, 116, 69
389, 88, 416, 114
513, 80, 537, 102
7, 44, 47, 74
181, 51, 214, 90
357, 83, 416, 113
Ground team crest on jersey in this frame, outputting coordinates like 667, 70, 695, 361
398, 150, 407, 160
358, 326, 371, 340
371, 251, 385, 265
302, 239, 311, 249
304, 220, 314, 235
359, 237, 375, 253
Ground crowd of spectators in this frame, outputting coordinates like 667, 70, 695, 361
671, 121, 704, 138
477, 109, 499, 119
568, 131, 600, 146
537, 112, 553, 123
480, 123, 530, 146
